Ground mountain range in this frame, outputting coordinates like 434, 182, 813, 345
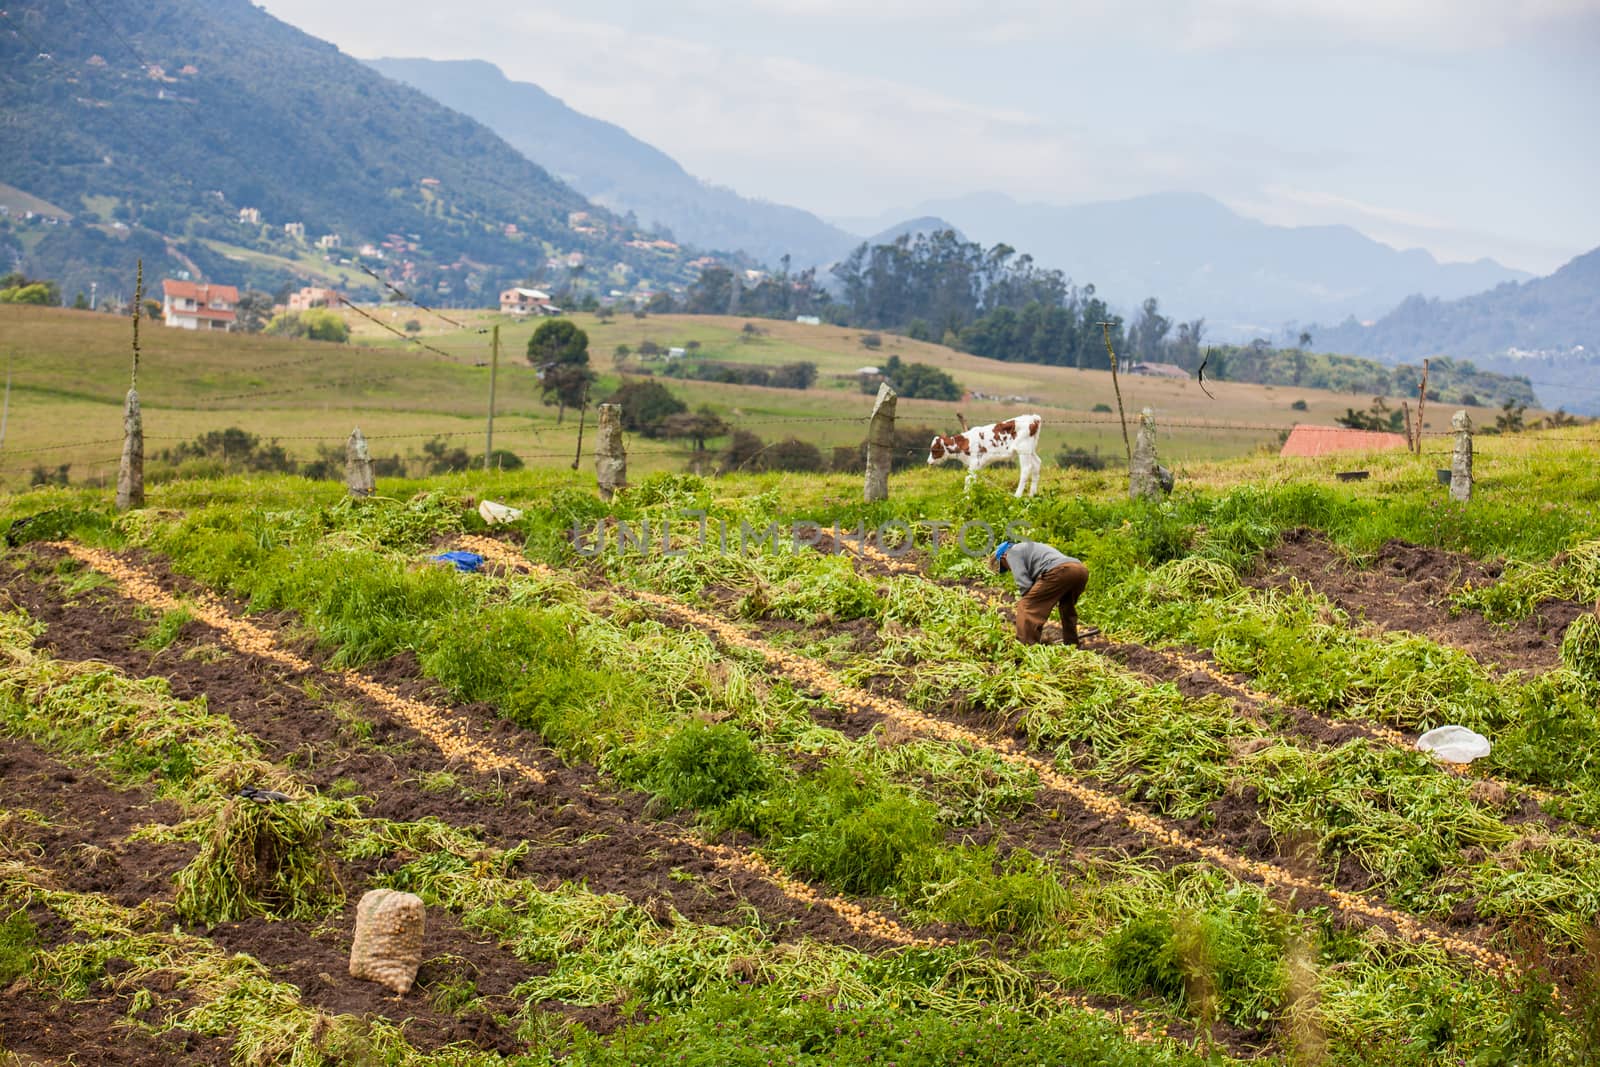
1311, 247, 1600, 414
365, 58, 1546, 346
0, 0, 697, 303
365, 57, 856, 269
835, 192, 1533, 341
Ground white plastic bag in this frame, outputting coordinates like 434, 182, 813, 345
478, 500, 523, 525
1415, 725, 1491, 764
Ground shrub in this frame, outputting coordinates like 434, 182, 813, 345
265, 308, 349, 342
1291, 399, 1309, 411
1056, 446, 1108, 471
1092, 403, 1114, 413
764, 437, 824, 473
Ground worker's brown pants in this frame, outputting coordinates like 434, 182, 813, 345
1015, 562, 1089, 645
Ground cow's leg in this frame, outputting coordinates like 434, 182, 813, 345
964, 466, 978, 492
1027, 454, 1041, 496
1013, 459, 1027, 497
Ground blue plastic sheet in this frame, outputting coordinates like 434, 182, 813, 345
430, 551, 485, 573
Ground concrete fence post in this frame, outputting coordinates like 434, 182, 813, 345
1129, 407, 1164, 501
595, 402, 626, 501
345, 427, 375, 497
115, 388, 144, 511
1450, 410, 1473, 502
864, 382, 897, 502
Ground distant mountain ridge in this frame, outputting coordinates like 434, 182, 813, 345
842, 191, 1532, 339
0, 0, 695, 302
365, 57, 857, 268
1311, 247, 1600, 414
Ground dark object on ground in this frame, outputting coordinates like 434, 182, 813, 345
430, 551, 485, 573
1435, 469, 1452, 485
238, 786, 293, 803
3, 511, 55, 546
1335, 470, 1369, 482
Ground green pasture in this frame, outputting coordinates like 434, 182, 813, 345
0, 304, 1553, 489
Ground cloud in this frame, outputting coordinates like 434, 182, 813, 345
714, 0, 1600, 51
1225, 185, 1580, 271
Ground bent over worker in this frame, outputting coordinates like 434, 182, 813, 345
992, 540, 1091, 645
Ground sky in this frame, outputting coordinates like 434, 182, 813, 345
261, 0, 1600, 274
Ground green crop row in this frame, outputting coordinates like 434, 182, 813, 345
39, 498, 1541, 1055
599, 540, 1600, 958
0, 599, 1221, 1064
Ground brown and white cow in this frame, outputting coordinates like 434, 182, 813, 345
927, 414, 1043, 496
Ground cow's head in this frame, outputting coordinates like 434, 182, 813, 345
928, 436, 946, 464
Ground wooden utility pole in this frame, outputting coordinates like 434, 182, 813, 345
115, 260, 145, 511
0, 350, 12, 452
1100, 322, 1132, 465
571, 384, 590, 470
864, 382, 897, 502
483, 324, 499, 471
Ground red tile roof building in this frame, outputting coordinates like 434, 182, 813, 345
161, 279, 238, 331
1279, 424, 1410, 458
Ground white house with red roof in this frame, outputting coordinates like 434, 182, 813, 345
162, 279, 238, 331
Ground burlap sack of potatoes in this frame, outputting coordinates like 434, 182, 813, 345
348, 888, 425, 994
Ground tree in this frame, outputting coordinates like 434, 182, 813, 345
404, 319, 422, 333
685, 267, 735, 314
661, 406, 730, 451
235, 290, 275, 333
527, 319, 593, 424
1493, 400, 1527, 435
1336, 397, 1405, 433
1129, 297, 1171, 365
882, 355, 961, 401
606, 378, 687, 437
265, 308, 349, 342
717, 429, 767, 474
0, 273, 60, 306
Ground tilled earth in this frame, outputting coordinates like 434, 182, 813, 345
1249, 528, 1584, 674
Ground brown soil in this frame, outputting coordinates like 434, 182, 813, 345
1251, 529, 1585, 674
0, 983, 234, 1066
629, 582, 1532, 968
0, 734, 195, 907
3, 547, 926, 952
0, 735, 529, 1056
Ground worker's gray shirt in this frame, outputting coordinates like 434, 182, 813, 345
1005, 541, 1078, 594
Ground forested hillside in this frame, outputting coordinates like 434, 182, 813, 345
0, 0, 698, 302
1313, 247, 1600, 413
366, 58, 857, 268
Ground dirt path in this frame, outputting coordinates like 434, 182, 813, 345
1250, 529, 1585, 674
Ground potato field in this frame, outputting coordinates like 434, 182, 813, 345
2, 430, 1598, 1065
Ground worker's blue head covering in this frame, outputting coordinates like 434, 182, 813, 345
994, 540, 1013, 562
